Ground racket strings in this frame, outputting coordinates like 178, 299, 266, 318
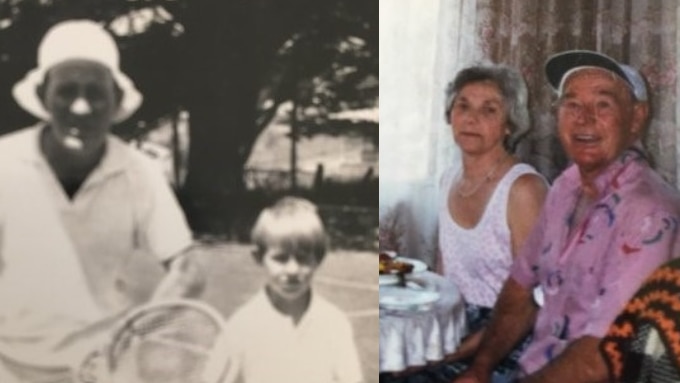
107, 303, 225, 383
143, 335, 213, 356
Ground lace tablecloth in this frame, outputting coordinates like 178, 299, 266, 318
379, 271, 466, 372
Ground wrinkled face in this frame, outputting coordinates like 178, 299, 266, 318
39, 59, 121, 154
556, 68, 645, 175
262, 246, 318, 301
449, 80, 509, 155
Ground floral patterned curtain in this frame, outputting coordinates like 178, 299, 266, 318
476, 0, 679, 183
379, 0, 680, 265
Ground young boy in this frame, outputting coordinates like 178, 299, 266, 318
221, 197, 363, 383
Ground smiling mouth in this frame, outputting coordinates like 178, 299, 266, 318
280, 281, 306, 292
573, 134, 600, 144
62, 127, 84, 150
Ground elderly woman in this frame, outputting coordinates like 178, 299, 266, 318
382, 65, 547, 383
435, 64, 548, 378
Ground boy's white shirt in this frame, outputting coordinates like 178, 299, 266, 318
220, 288, 363, 383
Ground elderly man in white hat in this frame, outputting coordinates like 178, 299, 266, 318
0, 19, 204, 382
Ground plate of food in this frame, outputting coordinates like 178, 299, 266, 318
379, 285, 440, 311
379, 252, 427, 285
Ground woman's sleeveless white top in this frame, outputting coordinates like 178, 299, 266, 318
438, 163, 542, 308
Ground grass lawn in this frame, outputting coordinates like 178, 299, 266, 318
194, 242, 378, 383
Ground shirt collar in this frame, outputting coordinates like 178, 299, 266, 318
258, 287, 318, 328
12, 124, 45, 164
91, 134, 127, 181
19, 124, 126, 180
562, 147, 646, 199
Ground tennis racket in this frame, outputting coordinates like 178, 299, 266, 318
78, 299, 230, 383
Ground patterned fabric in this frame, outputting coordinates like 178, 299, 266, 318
439, 163, 544, 308
510, 149, 680, 375
601, 258, 680, 382
378, 361, 518, 383
473, 0, 680, 185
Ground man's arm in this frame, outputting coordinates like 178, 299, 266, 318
134, 155, 205, 300
454, 277, 538, 383
520, 336, 608, 383
521, 209, 680, 383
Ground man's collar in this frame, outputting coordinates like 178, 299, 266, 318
563, 148, 646, 198
12, 123, 45, 164
19, 124, 126, 180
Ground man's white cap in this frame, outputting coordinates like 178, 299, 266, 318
12, 19, 143, 123
545, 50, 648, 102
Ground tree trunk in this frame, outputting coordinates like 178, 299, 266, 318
180, 0, 259, 236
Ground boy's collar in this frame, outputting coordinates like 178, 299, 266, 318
265, 285, 313, 325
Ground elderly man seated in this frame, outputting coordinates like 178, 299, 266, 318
0, 20, 204, 382
388, 51, 680, 383
452, 51, 680, 383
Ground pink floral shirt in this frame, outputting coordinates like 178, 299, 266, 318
511, 150, 680, 375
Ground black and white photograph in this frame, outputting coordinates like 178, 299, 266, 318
0, 1, 377, 382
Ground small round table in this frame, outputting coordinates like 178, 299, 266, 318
379, 271, 466, 373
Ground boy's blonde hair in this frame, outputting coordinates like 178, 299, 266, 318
251, 197, 327, 263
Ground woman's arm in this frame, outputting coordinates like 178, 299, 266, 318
507, 174, 548, 258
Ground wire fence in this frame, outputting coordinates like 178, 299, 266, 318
240, 168, 377, 250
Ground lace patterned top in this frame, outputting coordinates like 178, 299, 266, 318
438, 163, 542, 308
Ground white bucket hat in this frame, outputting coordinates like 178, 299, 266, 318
12, 19, 143, 123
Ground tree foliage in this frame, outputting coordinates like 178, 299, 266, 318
0, 0, 377, 235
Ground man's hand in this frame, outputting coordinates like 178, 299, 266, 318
452, 278, 537, 383
452, 365, 491, 383
445, 328, 485, 362
151, 251, 205, 300
519, 336, 608, 383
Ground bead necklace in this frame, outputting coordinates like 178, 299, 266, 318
456, 154, 509, 198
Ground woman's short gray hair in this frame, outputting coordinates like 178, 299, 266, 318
444, 64, 530, 152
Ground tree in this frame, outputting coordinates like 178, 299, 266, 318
179, 0, 377, 235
